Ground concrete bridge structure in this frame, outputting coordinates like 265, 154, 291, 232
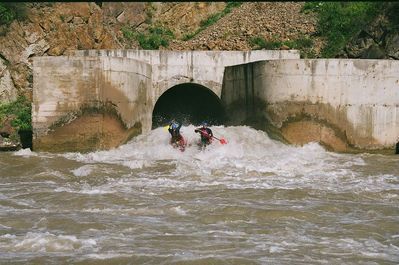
32, 49, 399, 153
32, 50, 299, 152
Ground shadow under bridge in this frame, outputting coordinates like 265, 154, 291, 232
152, 83, 226, 129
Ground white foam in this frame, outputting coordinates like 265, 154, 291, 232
54, 185, 113, 195
170, 206, 187, 216
71, 165, 94, 177
6, 232, 96, 252
58, 125, 381, 193
13, 148, 36, 157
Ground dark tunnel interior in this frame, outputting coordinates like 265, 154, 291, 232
152, 83, 226, 128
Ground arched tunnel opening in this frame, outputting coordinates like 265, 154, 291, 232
152, 83, 226, 128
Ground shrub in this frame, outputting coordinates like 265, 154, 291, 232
0, 2, 28, 25
121, 25, 135, 41
122, 25, 175, 49
0, 3, 15, 25
303, 2, 381, 57
0, 96, 32, 131
249, 36, 281, 50
138, 26, 174, 49
250, 35, 316, 58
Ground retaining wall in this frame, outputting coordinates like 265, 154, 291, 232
32, 56, 152, 151
222, 59, 399, 150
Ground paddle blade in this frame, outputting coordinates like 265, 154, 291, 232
219, 138, 227, 144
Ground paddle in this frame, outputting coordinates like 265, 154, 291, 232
212, 136, 227, 145
196, 129, 227, 145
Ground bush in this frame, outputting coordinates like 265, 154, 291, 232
384, 2, 399, 28
121, 25, 135, 40
249, 35, 316, 58
0, 3, 15, 25
122, 25, 175, 49
138, 26, 174, 49
0, 96, 32, 131
303, 2, 381, 57
0, 2, 28, 25
250, 36, 281, 50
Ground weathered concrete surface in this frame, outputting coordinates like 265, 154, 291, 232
34, 49, 398, 152
33, 50, 299, 152
33, 113, 141, 153
222, 59, 399, 151
74, 49, 300, 98
32, 56, 151, 152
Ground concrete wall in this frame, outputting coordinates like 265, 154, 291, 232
33, 49, 399, 152
222, 59, 399, 150
32, 56, 152, 151
32, 50, 300, 152
74, 49, 300, 99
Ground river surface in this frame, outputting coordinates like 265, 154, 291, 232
0, 126, 398, 264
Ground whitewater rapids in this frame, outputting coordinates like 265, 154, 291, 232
0, 125, 397, 264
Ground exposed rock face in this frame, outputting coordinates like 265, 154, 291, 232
0, 57, 17, 103
344, 14, 399, 59
102, 2, 146, 26
0, 2, 122, 97
151, 2, 226, 39
385, 32, 399, 59
0, 2, 397, 101
168, 2, 321, 52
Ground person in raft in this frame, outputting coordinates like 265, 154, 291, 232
168, 120, 184, 148
195, 121, 213, 148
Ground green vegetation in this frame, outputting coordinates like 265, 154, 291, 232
249, 35, 316, 58
122, 25, 175, 49
0, 96, 32, 131
302, 2, 381, 57
138, 26, 174, 49
249, 36, 281, 50
386, 2, 399, 26
121, 25, 135, 41
182, 2, 242, 41
0, 2, 28, 26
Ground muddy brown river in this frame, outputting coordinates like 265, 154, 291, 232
0, 126, 398, 264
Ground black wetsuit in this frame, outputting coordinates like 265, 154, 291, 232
195, 127, 213, 146
396, 141, 399, 154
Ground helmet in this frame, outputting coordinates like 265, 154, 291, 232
171, 122, 179, 129
201, 121, 208, 128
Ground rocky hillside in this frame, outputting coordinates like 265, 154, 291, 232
165, 2, 321, 51
0, 2, 322, 104
1, 2, 398, 102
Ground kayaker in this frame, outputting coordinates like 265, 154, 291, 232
168, 120, 184, 148
195, 121, 213, 147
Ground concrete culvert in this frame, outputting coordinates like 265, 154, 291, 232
152, 83, 226, 128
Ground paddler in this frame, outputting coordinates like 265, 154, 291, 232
168, 120, 185, 149
194, 121, 213, 148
